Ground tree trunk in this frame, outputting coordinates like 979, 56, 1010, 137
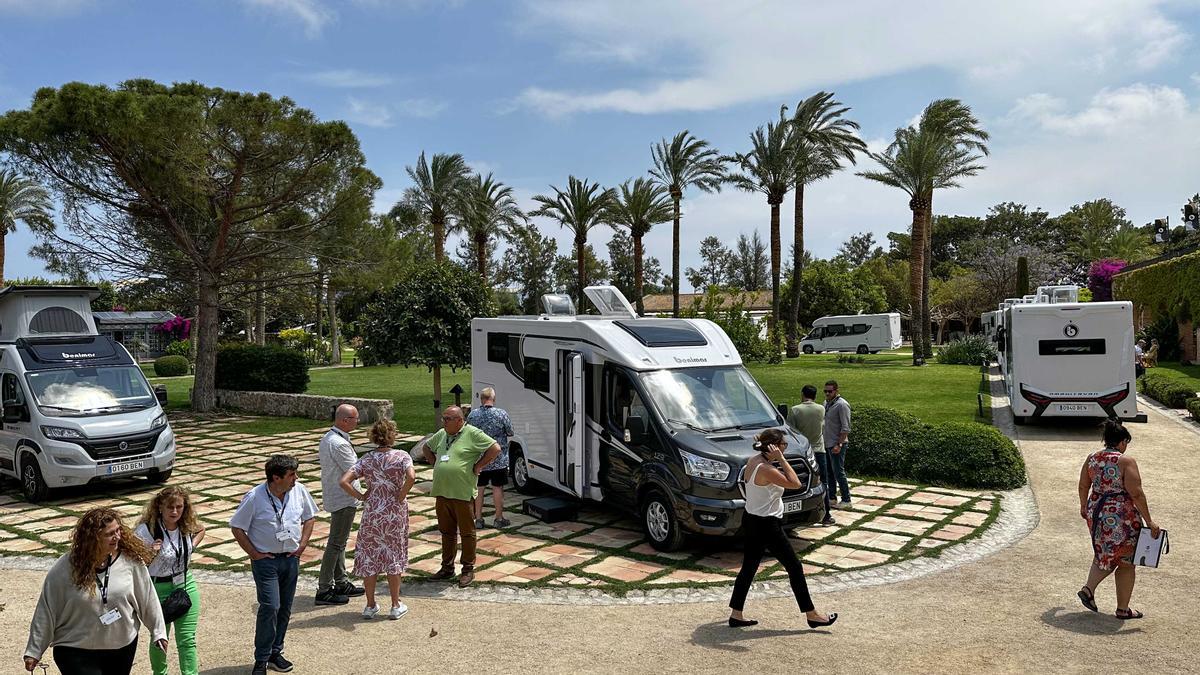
433, 365, 443, 430
433, 214, 445, 262
0, 232, 7, 286
327, 278, 340, 365
576, 236, 587, 312
314, 270, 324, 364
634, 234, 645, 316
921, 206, 933, 360
769, 200, 782, 360
907, 200, 927, 366
475, 233, 488, 285
786, 185, 804, 358
671, 193, 681, 317
192, 272, 220, 412
254, 270, 266, 346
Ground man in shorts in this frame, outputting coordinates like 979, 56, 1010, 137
467, 387, 515, 529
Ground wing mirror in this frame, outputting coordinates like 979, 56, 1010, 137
624, 416, 645, 445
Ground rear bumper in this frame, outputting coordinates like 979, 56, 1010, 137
1017, 383, 1136, 419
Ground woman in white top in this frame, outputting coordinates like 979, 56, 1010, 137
24, 507, 167, 674
135, 487, 206, 674
728, 428, 837, 629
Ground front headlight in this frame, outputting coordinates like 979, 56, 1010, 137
679, 449, 731, 481
151, 413, 168, 430
41, 425, 86, 440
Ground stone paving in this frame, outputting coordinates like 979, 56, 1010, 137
0, 414, 1007, 600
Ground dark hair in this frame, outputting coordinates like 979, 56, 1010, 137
825, 380, 839, 390
1101, 419, 1131, 447
751, 428, 787, 453
265, 454, 299, 482
801, 385, 818, 400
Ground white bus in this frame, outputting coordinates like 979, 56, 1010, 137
799, 313, 902, 354
995, 288, 1142, 424
471, 286, 826, 551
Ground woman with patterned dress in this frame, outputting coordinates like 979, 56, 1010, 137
1077, 420, 1160, 619
340, 420, 416, 621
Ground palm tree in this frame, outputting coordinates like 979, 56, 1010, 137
724, 111, 794, 358
606, 178, 674, 314
457, 173, 525, 284
650, 131, 726, 317
398, 151, 471, 261
1105, 226, 1153, 263
859, 125, 984, 365
0, 169, 54, 285
530, 176, 615, 310
784, 92, 867, 357
913, 100, 989, 359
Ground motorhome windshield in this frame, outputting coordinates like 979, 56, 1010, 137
639, 366, 777, 432
25, 366, 156, 415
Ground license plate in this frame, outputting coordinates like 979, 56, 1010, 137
1058, 404, 1091, 412
106, 460, 145, 475
784, 500, 804, 514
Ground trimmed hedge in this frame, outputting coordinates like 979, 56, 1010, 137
846, 404, 1026, 490
1139, 372, 1199, 409
153, 355, 189, 377
215, 343, 309, 394
936, 335, 998, 365
1188, 398, 1200, 421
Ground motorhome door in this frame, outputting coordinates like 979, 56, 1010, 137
556, 351, 586, 497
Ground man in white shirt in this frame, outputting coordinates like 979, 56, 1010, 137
315, 404, 364, 605
231, 455, 317, 675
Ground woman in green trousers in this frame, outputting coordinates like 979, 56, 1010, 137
136, 486, 206, 674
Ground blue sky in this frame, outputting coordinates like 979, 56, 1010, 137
2, 0, 1199, 286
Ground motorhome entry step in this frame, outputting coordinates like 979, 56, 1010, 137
522, 496, 580, 523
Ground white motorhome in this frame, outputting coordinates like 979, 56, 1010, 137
799, 313, 902, 354
471, 286, 825, 551
0, 286, 175, 502
994, 287, 1141, 424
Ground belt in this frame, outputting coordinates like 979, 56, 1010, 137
152, 573, 187, 583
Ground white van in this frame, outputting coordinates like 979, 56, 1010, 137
800, 313, 902, 354
0, 286, 176, 502
471, 286, 825, 551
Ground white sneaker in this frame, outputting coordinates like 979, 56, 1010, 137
388, 603, 409, 620
362, 605, 379, 620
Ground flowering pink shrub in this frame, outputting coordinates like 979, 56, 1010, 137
154, 315, 192, 341
1087, 259, 1126, 302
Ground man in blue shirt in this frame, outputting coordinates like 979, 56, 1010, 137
467, 387, 515, 529
231, 455, 317, 675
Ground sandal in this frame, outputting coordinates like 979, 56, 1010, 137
1115, 608, 1144, 620
1077, 586, 1098, 612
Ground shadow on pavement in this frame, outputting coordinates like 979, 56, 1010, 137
690, 621, 827, 652
1039, 606, 1143, 636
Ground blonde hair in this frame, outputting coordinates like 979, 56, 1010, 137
369, 419, 398, 448
480, 387, 496, 402
138, 486, 200, 537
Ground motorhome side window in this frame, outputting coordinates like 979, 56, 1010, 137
2, 373, 24, 405
851, 324, 870, 335
486, 332, 508, 362
524, 357, 550, 393
608, 371, 648, 427
825, 324, 847, 336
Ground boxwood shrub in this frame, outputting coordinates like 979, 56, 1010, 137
1139, 372, 1199, 408
846, 404, 1026, 489
1188, 398, 1200, 421
153, 355, 189, 377
936, 335, 998, 365
215, 343, 309, 394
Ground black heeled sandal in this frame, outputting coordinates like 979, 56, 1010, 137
807, 612, 838, 628
728, 617, 759, 627
1077, 586, 1098, 612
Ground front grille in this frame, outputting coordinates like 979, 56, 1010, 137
75, 428, 165, 460
783, 458, 814, 498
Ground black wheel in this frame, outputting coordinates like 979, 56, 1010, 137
510, 447, 538, 495
641, 490, 685, 552
856, 344, 869, 355
20, 454, 49, 503
802, 345, 814, 354
148, 469, 173, 485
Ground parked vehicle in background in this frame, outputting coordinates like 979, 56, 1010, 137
800, 313, 902, 354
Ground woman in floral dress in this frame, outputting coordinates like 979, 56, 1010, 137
1077, 420, 1160, 619
340, 420, 416, 620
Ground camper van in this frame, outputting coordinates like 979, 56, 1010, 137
471, 286, 825, 551
799, 313, 902, 354
0, 286, 175, 502
995, 287, 1141, 424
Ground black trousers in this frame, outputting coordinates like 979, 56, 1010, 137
729, 513, 815, 613
53, 637, 138, 675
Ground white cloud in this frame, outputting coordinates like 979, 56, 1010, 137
0, 0, 89, 14
346, 97, 393, 128
300, 69, 394, 88
1192, 73, 1200, 88
1007, 84, 1188, 136
513, 0, 1189, 116
395, 98, 448, 118
241, 0, 334, 37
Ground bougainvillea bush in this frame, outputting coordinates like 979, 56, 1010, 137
1087, 259, 1126, 302
154, 315, 192, 341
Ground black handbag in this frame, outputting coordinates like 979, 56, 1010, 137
156, 523, 192, 623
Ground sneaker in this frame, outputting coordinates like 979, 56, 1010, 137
430, 567, 455, 581
252, 662, 268, 675
388, 603, 409, 620
474, 518, 487, 529
335, 580, 365, 597
821, 517, 837, 527
839, 500, 852, 509
457, 569, 474, 588
314, 589, 349, 605
493, 517, 511, 528
267, 653, 293, 672
362, 605, 379, 620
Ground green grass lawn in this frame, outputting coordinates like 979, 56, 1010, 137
150, 352, 986, 434
1147, 361, 1200, 391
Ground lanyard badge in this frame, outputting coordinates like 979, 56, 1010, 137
96, 554, 121, 625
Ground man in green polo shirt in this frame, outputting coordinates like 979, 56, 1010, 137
421, 405, 500, 587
